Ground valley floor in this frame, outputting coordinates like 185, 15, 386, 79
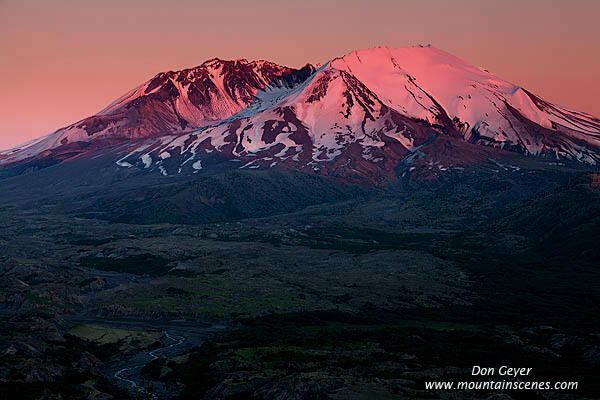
0, 169, 599, 400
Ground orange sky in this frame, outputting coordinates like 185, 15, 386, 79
1, 0, 599, 149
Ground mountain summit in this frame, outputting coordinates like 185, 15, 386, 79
2, 45, 599, 184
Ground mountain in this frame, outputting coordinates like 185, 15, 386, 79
2, 45, 599, 185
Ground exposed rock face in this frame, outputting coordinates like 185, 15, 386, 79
2, 46, 599, 185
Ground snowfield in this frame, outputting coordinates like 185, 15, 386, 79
2, 45, 599, 183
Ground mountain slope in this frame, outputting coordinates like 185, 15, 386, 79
330, 46, 600, 162
1, 45, 599, 185
0, 59, 315, 164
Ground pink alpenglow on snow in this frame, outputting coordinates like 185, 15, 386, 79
1, 46, 599, 185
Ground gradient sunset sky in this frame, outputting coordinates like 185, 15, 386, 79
1, 0, 599, 149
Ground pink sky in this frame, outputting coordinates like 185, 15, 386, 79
1, 0, 598, 149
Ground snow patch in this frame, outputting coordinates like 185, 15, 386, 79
141, 154, 152, 168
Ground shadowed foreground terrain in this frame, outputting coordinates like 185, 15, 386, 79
0, 166, 599, 400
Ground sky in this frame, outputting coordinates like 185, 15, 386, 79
1, 0, 599, 150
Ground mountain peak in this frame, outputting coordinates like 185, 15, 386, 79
2, 46, 599, 185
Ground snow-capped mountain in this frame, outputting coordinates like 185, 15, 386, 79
2, 45, 599, 184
